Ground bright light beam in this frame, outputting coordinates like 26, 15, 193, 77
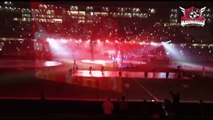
162, 42, 187, 62
47, 38, 71, 57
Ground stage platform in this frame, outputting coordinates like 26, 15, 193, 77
72, 70, 190, 79
0, 59, 62, 69
0, 59, 213, 103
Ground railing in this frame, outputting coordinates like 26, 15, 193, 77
0, 99, 213, 119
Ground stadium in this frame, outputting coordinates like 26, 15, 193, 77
0, 1, 213, 118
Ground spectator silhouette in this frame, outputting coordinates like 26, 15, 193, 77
40, 92, 46, 107
152, 101, 160, 119
118, 70, 122, 77
73, 60, 78, 73
153, 69, 156, 78
144, 71, 148, 79
166, 71, 169, 79
142, 99, 149, 118
199, 100, 205, 118
176, 66, 182, 79
40, 92, 47, 118
118, 96, 128, 118
101, 65, 104, 75
102, 97, 114, 117
101, 65, 104, 72
170, 91, 180, 117
162, 98, 172, 118
89, 66, 92, 74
